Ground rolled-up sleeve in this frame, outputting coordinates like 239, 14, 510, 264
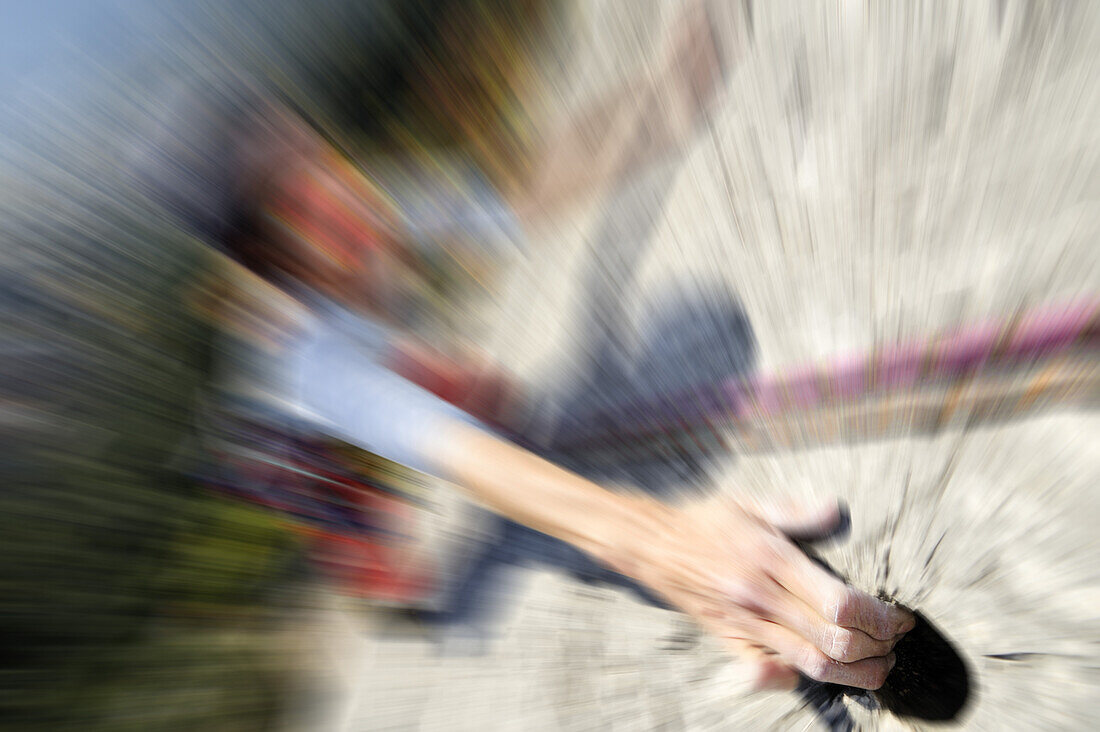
292, 326, 484, 479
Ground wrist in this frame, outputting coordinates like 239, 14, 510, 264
436, 423, 679, 583
582, 491, 677, 580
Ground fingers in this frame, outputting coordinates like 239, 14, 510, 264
766, 588, 899, 663
749, 620, 897, 690
748, 497, 844, 541
766, 538, 915, 641
723, 572, 899, 663
830, 586, 914, 641
700, 595, 898, 690
690, 604, 799, 693
726, 638, 799, 692
651, 496, 911, 693
740, 495, 915, 639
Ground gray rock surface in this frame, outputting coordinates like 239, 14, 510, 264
313, 2, 1100, 729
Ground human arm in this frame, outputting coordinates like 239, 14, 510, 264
433, 419, 914, 691
294, 324, 911, 691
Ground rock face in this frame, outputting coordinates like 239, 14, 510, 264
329, 0, 1100, 729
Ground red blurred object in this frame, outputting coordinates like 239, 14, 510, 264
385, 341, 516, 426
298, 525, 434, 603
202, 406, 441, 605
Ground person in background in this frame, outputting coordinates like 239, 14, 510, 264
165, 2, 913, 692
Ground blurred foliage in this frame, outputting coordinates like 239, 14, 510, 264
0, 1, 567, 727
0, 59, 307, 720
0, 205, 305, 728
188, 0, 567, 189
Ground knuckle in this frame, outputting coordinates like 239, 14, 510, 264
810, 658, 836, 683
827, 626, 856, 662
797, 648, 833, 682
829, 587, 857, 626
726, 577, 774, 614
869, 661, 891, 689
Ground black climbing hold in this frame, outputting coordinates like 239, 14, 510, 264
793, 542, 972, 725
874, 610, 971, 722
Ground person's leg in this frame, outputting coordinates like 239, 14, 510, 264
549, 284, 757, 495
415, 520, 521, 649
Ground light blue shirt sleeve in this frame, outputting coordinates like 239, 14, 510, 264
289, 301, 485, 479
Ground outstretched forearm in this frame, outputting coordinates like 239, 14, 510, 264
432, 417, 913, 691
435, 419, 662, 574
